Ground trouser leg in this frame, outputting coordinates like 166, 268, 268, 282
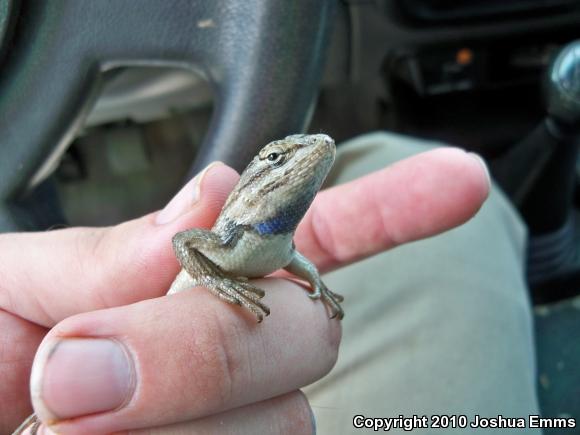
305, 132, 540, 434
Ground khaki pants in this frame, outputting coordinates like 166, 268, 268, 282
305, 132, 540, 434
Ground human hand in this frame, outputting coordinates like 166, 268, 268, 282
0, 148, 489, 434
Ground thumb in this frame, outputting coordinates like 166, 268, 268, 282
0, 162, 239, 327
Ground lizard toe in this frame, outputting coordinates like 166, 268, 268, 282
237, 280, 266, 297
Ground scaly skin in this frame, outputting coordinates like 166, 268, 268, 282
168, 133, 344, 322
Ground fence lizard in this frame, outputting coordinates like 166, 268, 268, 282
168, 133, 344, 321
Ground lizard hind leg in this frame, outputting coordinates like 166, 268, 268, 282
284, 251, 345, 320
313, 281, 344, 320
308, 282, 344, 302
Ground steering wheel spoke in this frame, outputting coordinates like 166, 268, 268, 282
0, 0, 334, 230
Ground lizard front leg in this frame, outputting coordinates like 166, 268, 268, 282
169, 229, 270, 322
284, 250, 344, 319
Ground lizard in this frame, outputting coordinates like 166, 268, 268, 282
13, 133, 343, 435
167, 133, 344, 322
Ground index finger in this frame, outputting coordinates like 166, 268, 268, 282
295, 148, 490, 272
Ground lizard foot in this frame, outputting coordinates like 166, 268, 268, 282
205, 276, 270, 323
308, 282, 344, 320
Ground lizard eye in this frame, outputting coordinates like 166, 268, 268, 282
266, 152, 285, 167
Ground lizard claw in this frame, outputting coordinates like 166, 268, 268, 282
309, 282, 344, 320
216, 277, 270, 322
329, 289, 344, 303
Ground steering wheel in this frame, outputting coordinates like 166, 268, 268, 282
0, 0, 335, 231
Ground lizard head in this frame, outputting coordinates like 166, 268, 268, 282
218, 134, 336, 231
255, 133, 336, 185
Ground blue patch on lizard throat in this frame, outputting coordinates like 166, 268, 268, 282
253, 196, 312, 236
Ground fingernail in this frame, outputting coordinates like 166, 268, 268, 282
155, 161, 223, 225
469, 152, 491, 190
31, 338, 135, 421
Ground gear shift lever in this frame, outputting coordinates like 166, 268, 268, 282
523, 42, 580, 234
520, 41, 580, 296
546, 41, 580, 127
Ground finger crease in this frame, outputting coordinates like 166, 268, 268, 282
369, 186, 401, 248
213, 314, 236, 404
